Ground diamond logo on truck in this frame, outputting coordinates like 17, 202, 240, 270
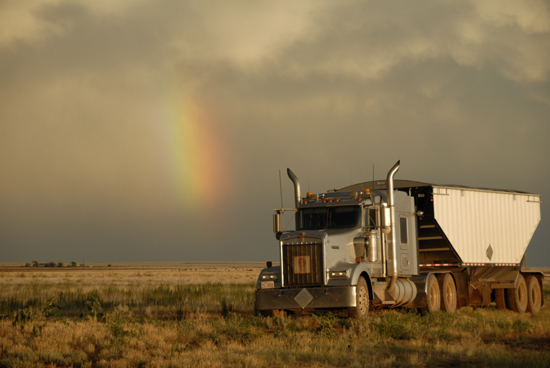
294, 288, 313, 309
486, 244, 493, 260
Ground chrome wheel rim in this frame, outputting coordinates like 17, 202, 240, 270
428, 284, 438, 309
445, 282, 454, 306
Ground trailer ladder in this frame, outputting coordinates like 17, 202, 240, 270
417, 219, 461, 265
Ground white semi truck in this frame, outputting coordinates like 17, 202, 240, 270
255, 161, 544, 318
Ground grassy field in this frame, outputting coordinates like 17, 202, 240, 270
0, 265, 549, 368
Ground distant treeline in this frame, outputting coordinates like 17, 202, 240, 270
24, 261, 85, 268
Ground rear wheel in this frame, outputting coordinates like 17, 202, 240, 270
507, 274, 528, 313
423, 274, 441, 313
525, 275, 542, 314
494, 289, 507, 310
437, 273, 457, 313
348, 277, 369, 318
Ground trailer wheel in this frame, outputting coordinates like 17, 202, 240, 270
494, 289, 507, 310
422, 274, 441, 313
348, 276, 369, 319
507, 274, 528, 313
437, 273, 457, 313
525, 275, 542, 314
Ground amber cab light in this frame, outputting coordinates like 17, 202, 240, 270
306, 192, 313, 197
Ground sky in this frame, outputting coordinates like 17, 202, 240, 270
1, 0, 549, 266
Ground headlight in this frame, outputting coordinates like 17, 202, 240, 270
329, 270, 350, 280
261, 273, 279, 281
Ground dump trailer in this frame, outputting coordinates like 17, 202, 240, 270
255, 161, 544, 318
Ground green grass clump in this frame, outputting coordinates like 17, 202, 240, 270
0, 281, 255, 319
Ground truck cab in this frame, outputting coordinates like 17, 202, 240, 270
255, 162, 419, 317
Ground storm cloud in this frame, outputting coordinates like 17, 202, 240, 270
1, 0, 549, 265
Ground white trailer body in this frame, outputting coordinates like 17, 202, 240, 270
431, 186, 540, 265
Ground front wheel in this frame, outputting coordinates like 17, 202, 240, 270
348, 276, 369, 318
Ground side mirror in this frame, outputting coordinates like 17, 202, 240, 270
273, 210, 281, 233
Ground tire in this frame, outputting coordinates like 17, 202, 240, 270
525, 275, 542, 314
422, 274, 441, 313
437, 273, 457, 313
507, 274, 528, 313
494, 288, 507, 310
348, 276, 369, 318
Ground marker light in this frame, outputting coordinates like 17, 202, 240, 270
302, 199, 308, 204
363, 189, 370, 194
327, 198, 333, 202
329, 270, 350, 280
306, 192, 313, 197
261, 273, 279, 281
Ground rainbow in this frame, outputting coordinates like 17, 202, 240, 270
160, 94, 232, 212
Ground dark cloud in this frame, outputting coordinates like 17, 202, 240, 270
0, 0, 549, 265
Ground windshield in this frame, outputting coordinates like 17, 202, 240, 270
297, 205, 361, 230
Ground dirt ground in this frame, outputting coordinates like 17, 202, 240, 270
0, 262, 273, 284
0, 263, 547, 284
0, 261, 270, 268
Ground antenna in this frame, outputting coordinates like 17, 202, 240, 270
279, 169, 283, 208
372, 164, 375, 191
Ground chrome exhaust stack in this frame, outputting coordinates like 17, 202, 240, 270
287, 168, 301, 230
385, 160, 400, 294
287, 168, 301, 209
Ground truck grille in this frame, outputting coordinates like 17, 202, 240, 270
282, 242, 324, 287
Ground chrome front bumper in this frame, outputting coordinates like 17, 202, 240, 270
255, 286, 357, 311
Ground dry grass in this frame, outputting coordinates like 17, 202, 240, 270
0, 266, 549, 368
0, 268, 258, 319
